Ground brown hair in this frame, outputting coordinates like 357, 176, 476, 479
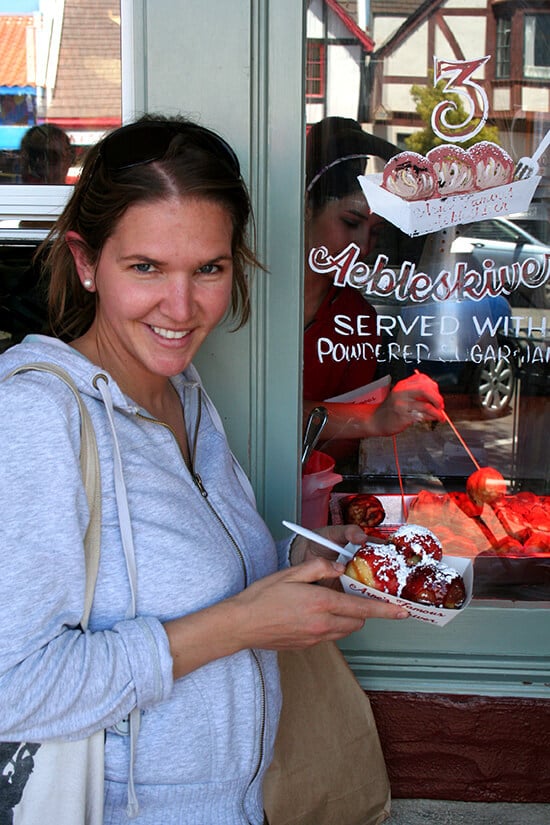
20, 124, 74, 184
42, 114, 260, 340
306, 117, 398, 214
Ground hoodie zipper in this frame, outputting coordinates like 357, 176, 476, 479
137, 389, 249, 585
137, 388, 267, 818
187, 390, 268, 821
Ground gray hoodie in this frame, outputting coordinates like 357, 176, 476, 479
0, 335, 286, 825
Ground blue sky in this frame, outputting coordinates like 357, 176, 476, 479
0, 2, 38, 12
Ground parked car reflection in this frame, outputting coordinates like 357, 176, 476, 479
366, 212, 550, 418
451, 217, 550, 309
373, 292, 516, 419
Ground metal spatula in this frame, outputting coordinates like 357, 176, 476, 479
301, 406, 328, 466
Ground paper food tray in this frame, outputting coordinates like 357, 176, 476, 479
358, 173, 541, 237
339, 544, 473, 626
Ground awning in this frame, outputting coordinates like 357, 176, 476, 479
0, 125, 32, 150
0, 86, 36, 95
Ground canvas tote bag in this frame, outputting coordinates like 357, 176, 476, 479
1, 363, 104, 825
263, 641, 391, 825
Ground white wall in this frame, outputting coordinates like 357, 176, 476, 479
326, 44, 361, 118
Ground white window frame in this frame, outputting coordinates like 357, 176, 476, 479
524, 13, 550, 80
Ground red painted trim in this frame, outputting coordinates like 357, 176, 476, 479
44, 118, 121, 129
442, 8, 488, 16
379, 76, 427, 83
325, 0, 374, 51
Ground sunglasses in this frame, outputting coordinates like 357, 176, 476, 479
83, 120, 241, 191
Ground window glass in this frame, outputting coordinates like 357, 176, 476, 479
0, 0, 121, 184
306, 41, 326, 100
0, 0, 121, 349
496, 16, 511, 80
303, 0, 550, 606
524, 14, 550, 80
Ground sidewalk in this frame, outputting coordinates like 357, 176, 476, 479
387, 798, 550, 824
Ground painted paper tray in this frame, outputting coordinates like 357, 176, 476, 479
338, 544, 473, 626
358, 173, 541, 237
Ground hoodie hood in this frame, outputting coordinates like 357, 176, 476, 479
2, 334, 256, 507
1, 333, 200, 413
1, 335, 132, 406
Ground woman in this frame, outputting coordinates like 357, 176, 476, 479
304, 117, 445, 460
19, 124, 74, 184
0, 116, 407, 825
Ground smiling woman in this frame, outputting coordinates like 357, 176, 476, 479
65, 197, 235, 419
0, 114, 407, 825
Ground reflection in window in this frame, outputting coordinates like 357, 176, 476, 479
302, 0, 550, 603
524, 14, 550, 80
306, 41, 326, 100
496, 16, 511, 79
0, 0, 121, 184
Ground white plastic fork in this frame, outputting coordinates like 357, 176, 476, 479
282, 520, 356, 559
514, 129, 550, 180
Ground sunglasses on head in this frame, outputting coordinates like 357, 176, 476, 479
83, 120, 241, 191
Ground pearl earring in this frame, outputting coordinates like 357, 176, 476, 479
83, 278, 94, 290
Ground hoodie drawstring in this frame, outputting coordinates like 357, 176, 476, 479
94, 373, 140, 819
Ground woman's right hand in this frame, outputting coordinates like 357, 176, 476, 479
228, 557, 408, 651
165, 557, 408, 680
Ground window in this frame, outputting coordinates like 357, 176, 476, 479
496, 16, 511, 79
0, 1, 123, 351
396, 132, 413, 150
0, 1, 122, 186
306, 41, 325, 100
524, 14, 550, 79
302, 0, 550, 606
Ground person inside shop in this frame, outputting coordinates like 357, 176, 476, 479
19, 123, 74, 184
0, 115, 408, 825
304, 116, 445, 463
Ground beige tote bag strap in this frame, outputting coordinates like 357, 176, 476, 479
7, 362, 101, 629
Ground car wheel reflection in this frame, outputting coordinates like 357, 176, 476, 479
473, 357, 516, 419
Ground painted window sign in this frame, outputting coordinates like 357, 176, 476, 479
359, 57, 548, 238
303, 0, 549, 589
431, 56, 491, 142
308, 242, 550, 305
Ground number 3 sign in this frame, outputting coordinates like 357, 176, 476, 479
431, 55, 490, 143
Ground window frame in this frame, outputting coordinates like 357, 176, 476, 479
524, 12, 550, 80
0, 0, 134, 228
495, 15, 512, 79
305, 40, 326, 101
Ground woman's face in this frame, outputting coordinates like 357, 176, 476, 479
305, 192, 384, 274
70, 196, 234, 384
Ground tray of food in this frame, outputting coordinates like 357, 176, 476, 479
408, 487, 550, 595
338, 524, 472, 626
332, 482, 550, 600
